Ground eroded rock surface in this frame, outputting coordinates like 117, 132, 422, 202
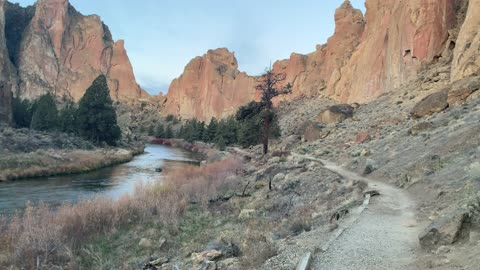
2, 0, 146, 102
163, 48, 258, 121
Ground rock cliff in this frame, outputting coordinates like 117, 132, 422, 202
275, 0, 458, 103
2, 0, 145, 103
0, 0, 17, 124
452, 0, 480, 82
165, 0, 468, 120
163, 48, 258, 121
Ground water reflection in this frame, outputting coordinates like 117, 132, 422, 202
0, 144, 197, 214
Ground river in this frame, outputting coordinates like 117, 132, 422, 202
0, 144, 198, 215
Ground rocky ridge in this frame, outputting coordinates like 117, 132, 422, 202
0, 0, 147, 125
163, 48, 258, 121
164, 0, 478, 121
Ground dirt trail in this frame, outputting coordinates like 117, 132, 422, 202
312, 159, 421, 270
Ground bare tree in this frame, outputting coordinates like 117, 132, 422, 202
255, 67, 292, 155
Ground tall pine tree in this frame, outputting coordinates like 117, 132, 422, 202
31, 92, 58, 131
76, 75, 121, 145
58, 100, 77, 134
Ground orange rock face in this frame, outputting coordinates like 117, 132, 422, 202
108, 40, 148, 100
333, 0, 457, 103
163, 48, 258, 121
274, 0, 457, 103
159, 0, 476, 121
273, 1, 365, 99
7, 0, 146, 101
451, 0, 480, 82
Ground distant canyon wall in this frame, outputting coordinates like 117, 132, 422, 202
0, 0, 147, 125
164, 48, 259, 121
165, 0, 478, 121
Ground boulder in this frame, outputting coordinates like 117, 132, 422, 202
419, 209, 469, 249
216, 258, 239, 270
469, 231, 480, 243
408, 122, 434, 135
268, 157, 281, 164
238, 209, 255, 219
303, 123, 324, 142
363, 159, 377, 175
273, 173, 286, 182
192, 250, 222, 264
143, 257, 169, 270
354, 131, 371, 144
198, 260, 216, 270
317, 104, 354, 124
447, 76, 480, 105
410, 89, 449, 118
138, 238, 153, 248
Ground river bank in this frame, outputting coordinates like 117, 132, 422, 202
0, 146, 144, 182
0, 126, 145, 181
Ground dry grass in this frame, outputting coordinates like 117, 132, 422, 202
0, 156, 243, 269
0, 149, 135, 181
240, 221, 279, 269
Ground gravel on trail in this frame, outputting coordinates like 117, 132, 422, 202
312, 160, 422, 270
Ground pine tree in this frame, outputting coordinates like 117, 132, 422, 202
205, 117, 218, 142
12, 97, 34, 128
31, 92, 58, 131
154, 123, 165, 138
58, 100, 77, 134
165, 125, 174, 139
76, 75, 121, 145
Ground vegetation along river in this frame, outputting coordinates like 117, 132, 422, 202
0, 144, 198, 215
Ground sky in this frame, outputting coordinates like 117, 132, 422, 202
14, 0, 366, 94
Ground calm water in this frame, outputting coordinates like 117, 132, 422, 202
0, 144, 198, 215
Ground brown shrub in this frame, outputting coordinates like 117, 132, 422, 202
240, 222, 278, 269
0, 156, 243, 269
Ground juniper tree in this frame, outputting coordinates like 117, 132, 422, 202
76, 75, 121, 145
31, 92, 58, 131
255, 68, 291, 154
58, 100, 77, 134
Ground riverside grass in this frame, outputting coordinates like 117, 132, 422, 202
0, 147, 143, 181
0, 156, 243, 269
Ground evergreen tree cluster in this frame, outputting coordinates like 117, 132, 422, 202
11, 75, 121, 146
152, 101, 281, 150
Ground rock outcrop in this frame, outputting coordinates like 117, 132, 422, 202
163, 48, 258, 121
451, 0, 480, 82
273, 1, 365, 99
316, 104, 354, 124
275, 0, 458, 103
161, 0, 480, 121
0, 0, 17, 124
2, 0, 146, 102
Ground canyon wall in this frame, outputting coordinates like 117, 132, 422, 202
3, 0, 146, 103
451, 0, 480, 82
163, 48, 258, 121
0, 0, 16, 124
165, 0, 474, 120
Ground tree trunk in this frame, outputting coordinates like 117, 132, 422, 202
263, 114, 271, 155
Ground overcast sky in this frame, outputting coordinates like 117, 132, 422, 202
14, 0, 366, 94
